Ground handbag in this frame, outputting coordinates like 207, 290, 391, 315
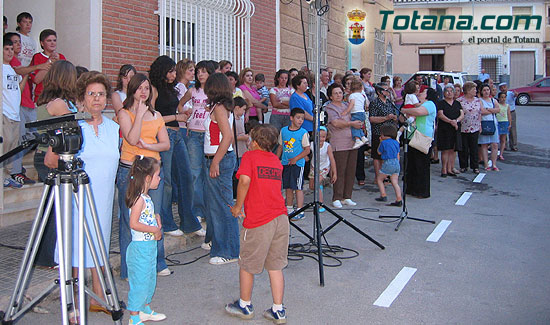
407, 125, 432, 154
480, 99, 496, 135
480, 115, 496, 135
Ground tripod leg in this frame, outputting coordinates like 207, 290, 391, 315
83, 183, 123, 322
54, 183, 71, 325
77, 184, 87, 325
5, 185, 53, 320
313, 202, 325, 287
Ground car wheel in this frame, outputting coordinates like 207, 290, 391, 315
517, 93, 530, 105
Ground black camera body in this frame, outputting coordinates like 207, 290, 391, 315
26, 112, 91, 155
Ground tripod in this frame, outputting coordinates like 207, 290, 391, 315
379, 119, 435, 231
2, 154, 123, 325
287, 0, 384, 287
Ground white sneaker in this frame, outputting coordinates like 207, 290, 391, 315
342, 199, 357, 206
157, 268, 173, 276
193, 228, 206, 237
201, 242, 212, 251
332, 200, 343, 208
165, 229, 183, 237
139, 310, 167, 322
352, 138, 363, 149
361, 136, 369, 144
209, 256, 238, 265
286, 205, 294, 215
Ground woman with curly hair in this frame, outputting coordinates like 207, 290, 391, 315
149, 55, 204, 240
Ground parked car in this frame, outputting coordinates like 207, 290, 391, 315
405, 71, 466, 87
510, 77, 550, 105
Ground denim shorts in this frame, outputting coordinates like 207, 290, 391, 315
380, 158, 400, 175
498, 121, 509, 135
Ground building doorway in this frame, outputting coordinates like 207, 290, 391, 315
419, 48, 444, 71
510, 51, 535, 88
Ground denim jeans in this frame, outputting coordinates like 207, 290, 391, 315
186, 130, 207, 219
117, 164, 168, 279
204, 151, 239, 259
159, 129, 201, 233
350, 111, 366, 140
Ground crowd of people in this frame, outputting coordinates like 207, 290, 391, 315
2, 11, 520, 325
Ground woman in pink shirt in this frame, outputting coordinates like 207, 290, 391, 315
239, 68, 268, 123
177, 60, 215, 240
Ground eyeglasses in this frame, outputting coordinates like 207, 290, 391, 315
86, 91, 107, 98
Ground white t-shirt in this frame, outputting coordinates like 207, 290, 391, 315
349, 92, 367, 114
3, 64, 21, 121
310, 141, 330, 173
17, 33, 37, 67
404, 94, 419, 106
175, 82, 192, 128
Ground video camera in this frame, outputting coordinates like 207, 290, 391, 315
26, 112, 91, 155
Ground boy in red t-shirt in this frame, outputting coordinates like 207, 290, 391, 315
29, 29, 66, 102
227, 124, 289, 324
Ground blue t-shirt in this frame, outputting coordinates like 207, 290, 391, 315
280, 126, 309, 167
289, 92, 314, 132
506, 90, 516, 111
415, 100, 437, 138
378, 138, 400, 160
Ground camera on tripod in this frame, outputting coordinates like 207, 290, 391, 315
26, 112, 91, 155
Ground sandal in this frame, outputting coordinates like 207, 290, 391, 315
447, 172, 457, 177
473, 169, 480, 174
89, 304, 111, 315
485, 167, 491, 171
492, 167, 500, 171
358, 180, 365, 186
498, 155, 505, 161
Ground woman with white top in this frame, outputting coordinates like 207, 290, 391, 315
478, 84, 501, 171
269, 69, 294, 131
202, 72, 239, 265
111, 64, 136, 114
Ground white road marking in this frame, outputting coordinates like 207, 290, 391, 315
473, 173, 486, 183
426, 220, 452, 242
455, 192, 472, 206
373, 267, 417, 308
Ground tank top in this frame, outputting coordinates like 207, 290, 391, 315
120, 110, 165, 162
240, 84, 260, 116
204, 105, 234, 155
187, 87, 209, 132
154, 87, 179, 127
115, 90, 127, 104
130, 194, 158, 241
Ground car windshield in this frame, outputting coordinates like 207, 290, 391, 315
528, 78, 545, 86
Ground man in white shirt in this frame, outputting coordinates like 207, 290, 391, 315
16, 12, 37, 67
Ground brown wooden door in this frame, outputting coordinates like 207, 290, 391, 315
510, 51, 535, 88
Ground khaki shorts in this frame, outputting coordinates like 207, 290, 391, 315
239, 214, 289, 274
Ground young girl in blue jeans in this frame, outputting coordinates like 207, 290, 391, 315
125, 156, 167, 325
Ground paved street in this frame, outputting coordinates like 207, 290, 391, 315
3, 105, 550, 324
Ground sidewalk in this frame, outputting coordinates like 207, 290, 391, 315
0, 203, 198, 307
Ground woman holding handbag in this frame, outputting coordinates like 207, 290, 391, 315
401, 86, 437, 199
478, 83, 501, 171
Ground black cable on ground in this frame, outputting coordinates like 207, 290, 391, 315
164, 246, 210, 266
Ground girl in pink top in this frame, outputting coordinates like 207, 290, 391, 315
176, 60, 216, 228
239, 68, 268, 123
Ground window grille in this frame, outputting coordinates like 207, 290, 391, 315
158, 0, 254, 72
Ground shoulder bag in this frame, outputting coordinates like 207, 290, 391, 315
480, 99, 496, 135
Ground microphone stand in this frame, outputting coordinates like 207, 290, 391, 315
378, 95, 435, 231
